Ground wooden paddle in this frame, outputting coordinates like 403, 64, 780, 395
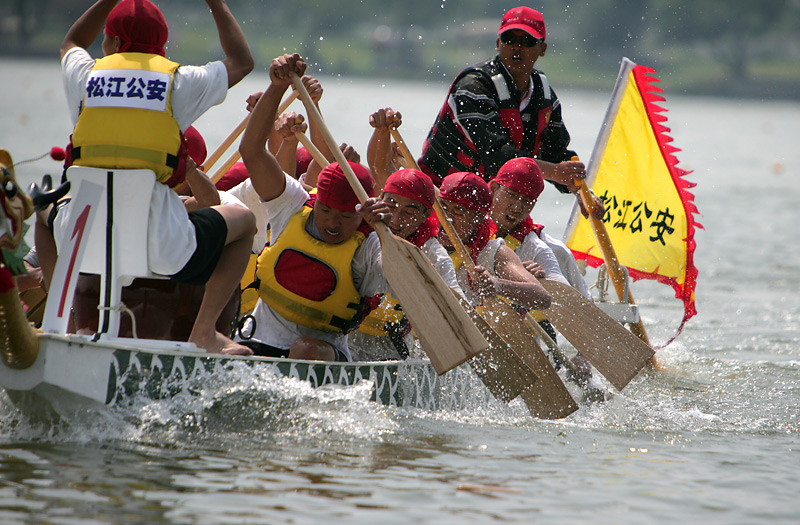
433, 200, 579, 416
291, 74, 488, 375
388, 128, 577, 418
206, 91, 300, 183
574, 177, 661, 369
523, 312, 609, 402
535, 278, 654, 391
450, 289, 537, 403
294, 132, 329, 167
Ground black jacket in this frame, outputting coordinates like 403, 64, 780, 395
419, 55, 575, 192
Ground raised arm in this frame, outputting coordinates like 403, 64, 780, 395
367, 107, 401, 191
298, 75, 333, 164
207, 0, 254, 87
60, 0, 119, 59
239, 53, 306, 202
272, 112, 307, 178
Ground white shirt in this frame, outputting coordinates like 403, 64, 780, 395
59, 47, 229, 275
226, 178, 270, 253
421, 237, 464, 297
244, 175, 390, 360
541, 232, 592, 299
456, 238, 505, 308
513, 231, 571, 288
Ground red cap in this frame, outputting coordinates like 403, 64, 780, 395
316, 161, 374, 212
296, 146, 313, 176
439, 172, 492, 213
383, 169, 435, 209
494, 157, 544, 201
215, 161, 249, 191
498, 7, 546, 41
105, 0, 168, 57
184, 126, 206, 166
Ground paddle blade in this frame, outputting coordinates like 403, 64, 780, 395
481, 297, 578, 419
377, 230, 488, 374
539, 279, 655, 391
457, 294, 537, 403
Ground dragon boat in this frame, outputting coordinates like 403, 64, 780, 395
0, 153, 496, 418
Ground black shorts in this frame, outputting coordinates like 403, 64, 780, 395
170, 207, 227, 286
240, 339, 349, 362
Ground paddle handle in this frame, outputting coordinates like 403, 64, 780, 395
209, 150, 240, 184
204, 91, 299, 173
204, 115, 248, 172
294, 132, 329, 167
574, 177, 654, 354
389, 129, 477, 278
524, 312, 578, 376
291, 74, 371, 204
389, 128, 416, 170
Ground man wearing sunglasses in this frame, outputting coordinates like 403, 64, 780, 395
419, 7, 598, 214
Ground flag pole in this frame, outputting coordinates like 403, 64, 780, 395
568, 58, 661, 368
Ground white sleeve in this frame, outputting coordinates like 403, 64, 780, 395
263, 174, 310, 241
171, 61, 229, 132
423, 238, 465, 298
61, 47, 95, 126
218, 190, 247, 208
226, 179, 270, 252
519, 233, 570, 286
542, 232, 593, 299
352, 232, 390, 297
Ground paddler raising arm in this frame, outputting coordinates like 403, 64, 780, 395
38, 0, 256, 355
238, 53, 391, 362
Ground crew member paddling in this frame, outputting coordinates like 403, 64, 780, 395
490, 157, 591, 299
238, 53, 391, 362
437, 172, 550, 311
351, 169, 463, 361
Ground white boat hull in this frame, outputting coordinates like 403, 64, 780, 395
0, 334, 483, 414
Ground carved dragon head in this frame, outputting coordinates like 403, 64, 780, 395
0, 149, 34, 256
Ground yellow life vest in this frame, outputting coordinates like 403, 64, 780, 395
256, 207, 367, 332
503, 233, 522, 252
71, 52, 182, 184
357, 293, 405, 337
240, 254, 259, 315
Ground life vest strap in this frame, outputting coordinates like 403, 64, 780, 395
73, 145, 179, 169
259, 285, 363, 332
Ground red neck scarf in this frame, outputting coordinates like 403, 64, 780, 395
463, 217, 498, 264
406, 214, 439, 248
507, 216, 544, 243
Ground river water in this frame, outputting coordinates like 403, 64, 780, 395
1, 57, 799, 523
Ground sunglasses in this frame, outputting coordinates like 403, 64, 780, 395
500, 32, 542, 48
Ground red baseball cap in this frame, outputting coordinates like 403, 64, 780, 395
439, 172, 492, 214
316, 161, 374, 212
494, 157, 544, 201
383, 169, 435, 209
498, 7, 546, 41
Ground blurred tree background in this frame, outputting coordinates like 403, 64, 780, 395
2, 0, 799, 98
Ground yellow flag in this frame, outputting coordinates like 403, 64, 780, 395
564, 59, 700, 326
